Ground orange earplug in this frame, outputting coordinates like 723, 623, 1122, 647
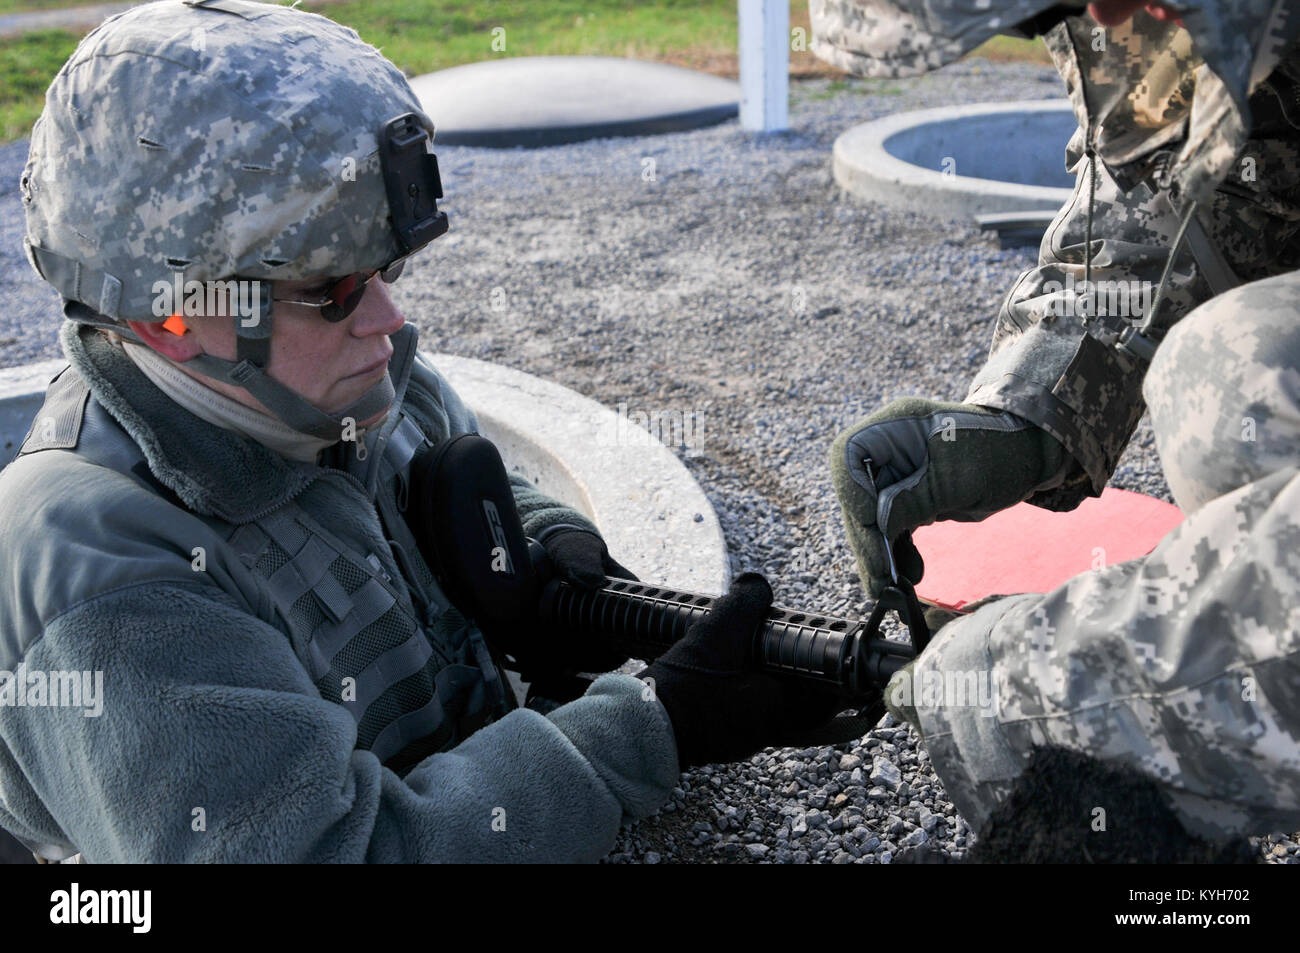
163, 313, 188, 336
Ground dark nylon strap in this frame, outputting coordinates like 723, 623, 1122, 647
368, 655, 497, 765
257, 508, 311, 559
1183, 210, 1242, 298
382, 413, 427, 475
310, 570, 354, 624
369, 689, 449, 764
350, 324, 422, 497
234, 294, 272, 368
28, 243, 123, 319
375, 413, 451, 618
228, 523, 271, 567
345, 631, 435, 720
465, 625, 510, 717
187, 351, 395, 441
304, 578, 397, 682
1117, 201, 1239, 363
265, 535, 346, 618
16, 368, 89, 456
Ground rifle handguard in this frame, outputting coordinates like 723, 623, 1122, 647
541, 577, 925, 707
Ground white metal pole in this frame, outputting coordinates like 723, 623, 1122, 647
738, 0, 789, 132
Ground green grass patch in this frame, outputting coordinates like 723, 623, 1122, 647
967, 34, 1053, 65
299, 0, 739, 75
0, 29, 78, 142
0, 0, 97, 13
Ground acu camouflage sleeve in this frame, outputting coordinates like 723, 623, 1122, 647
965, 24, 1300, 511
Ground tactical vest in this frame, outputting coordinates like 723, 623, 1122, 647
17, 366, 516, 779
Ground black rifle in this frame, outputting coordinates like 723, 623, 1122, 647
409, 434, 931, 713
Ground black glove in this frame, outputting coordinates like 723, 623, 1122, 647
538, 526, 635, 674
539, 526, 637, 589
642, 573, 842, 768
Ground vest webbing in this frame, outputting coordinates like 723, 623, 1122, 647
19, 367, 513, 775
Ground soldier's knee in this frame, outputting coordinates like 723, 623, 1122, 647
1150, 273, 1300, 393
1143, 272, 1300, 512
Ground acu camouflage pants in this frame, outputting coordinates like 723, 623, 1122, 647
891, 270, 1300, 840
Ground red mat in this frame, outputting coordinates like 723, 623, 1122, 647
911, 488, 1184, 611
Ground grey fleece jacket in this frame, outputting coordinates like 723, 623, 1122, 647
0, 322, 678, 862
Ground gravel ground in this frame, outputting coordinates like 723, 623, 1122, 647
3, 59, 1295, 865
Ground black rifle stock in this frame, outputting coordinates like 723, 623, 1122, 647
410, 434, 931, 710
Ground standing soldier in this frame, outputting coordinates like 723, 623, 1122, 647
818, 0, 1300, 844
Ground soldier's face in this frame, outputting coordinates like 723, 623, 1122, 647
130, 276, 405, 430
256, 275, 406, 428
1087, 0, 1184, 26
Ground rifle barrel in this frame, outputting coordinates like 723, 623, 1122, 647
538, 578, 915, 704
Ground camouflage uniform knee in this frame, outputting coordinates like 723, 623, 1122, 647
1143, 271, 1300, 513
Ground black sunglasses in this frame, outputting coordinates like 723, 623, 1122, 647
273, 256, 407, 322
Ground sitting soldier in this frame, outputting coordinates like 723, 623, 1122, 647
0, 0, 815, 863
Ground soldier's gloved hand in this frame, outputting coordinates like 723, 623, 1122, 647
830, 397, 1069, 598
539, 526, 635, 672
538, 526, 637, 589
642, 573, 833, 768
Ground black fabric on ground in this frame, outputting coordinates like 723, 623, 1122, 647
0, 830, 33, 864
900, 747, 1259, 863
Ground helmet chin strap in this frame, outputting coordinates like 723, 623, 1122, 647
187, 301, 407, 442
184, 352, 397, 443
195, 289, 396, 441
66, 298, 404, 444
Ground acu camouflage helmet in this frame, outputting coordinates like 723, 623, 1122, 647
20, 0, 442, 325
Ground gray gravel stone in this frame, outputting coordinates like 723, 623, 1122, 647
870, 757, 903, 792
